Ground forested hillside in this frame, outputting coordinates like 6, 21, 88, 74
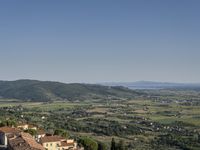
0, 80, 141, 101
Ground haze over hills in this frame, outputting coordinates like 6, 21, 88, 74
1, 79, 200, 102
101, 81, 200, 89
0, 80, 141, 102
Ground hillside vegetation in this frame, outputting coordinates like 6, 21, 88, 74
0, 80, 141, 101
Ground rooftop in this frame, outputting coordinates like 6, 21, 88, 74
40, 135, 65, 143
60, 141, 74, 147
8, 132, 45, 150
0, 127, 21, 134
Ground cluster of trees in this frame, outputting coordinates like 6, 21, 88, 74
79, 137, 127, 150
54, 128, 69, 138
0, 119, 16, 127
57, 118, 140, 137
24, 129, 37, 136
79, 137, 98, 150
111, 138, 126, 150
152, 133, 200, 150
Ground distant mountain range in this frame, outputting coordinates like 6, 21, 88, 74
1, 80, 200, 102
101, 81, 200, 89
0, 80, 141, 102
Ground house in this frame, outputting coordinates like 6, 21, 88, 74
17, 123, 37, 130
0, 127, 21, 146
40, 136, 64, 150
36, 130, 46, 142
17, 123, 29, 130
60, 139, 78, 150
28, 124, 37, 130
7, 132, 45, 150
40, 135, 77, 150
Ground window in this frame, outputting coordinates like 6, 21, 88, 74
46, 143, 48, 147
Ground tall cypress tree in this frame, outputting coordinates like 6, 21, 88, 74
111, 138, 116, 150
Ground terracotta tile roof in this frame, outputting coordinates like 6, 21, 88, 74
8, 132, 45, 150
7, 133, 16, 139
40, 135, 65, 143
8, 136, 29, 150
21, 132, 45, 150
60, 141, 74, 147
0, 127, 21, 134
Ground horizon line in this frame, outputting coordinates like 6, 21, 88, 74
0, 79, 200, 85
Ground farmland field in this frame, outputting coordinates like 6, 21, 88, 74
1, 89, 200, 149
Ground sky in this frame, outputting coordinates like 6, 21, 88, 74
0, 0, 200, 83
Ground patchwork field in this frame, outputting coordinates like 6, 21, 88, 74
1, 89, 200, 149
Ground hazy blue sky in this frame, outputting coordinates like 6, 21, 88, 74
0, 0, 200, 83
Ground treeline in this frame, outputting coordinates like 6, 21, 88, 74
0, 119, 16, 127
45, 117, 141, 137
79, 137, 127, 150
152, 133, 200, 150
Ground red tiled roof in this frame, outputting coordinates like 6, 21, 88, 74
60, 141, 74, 147
40, 135, 65, 143
21, 132, 45, 150
0, 127, 21, 134
8, 132, 45, 150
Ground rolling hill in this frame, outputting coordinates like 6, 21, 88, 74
0, 80, 141, 101
102, 81, 200, 89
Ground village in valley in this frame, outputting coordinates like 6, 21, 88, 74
0, 122, 81, 150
